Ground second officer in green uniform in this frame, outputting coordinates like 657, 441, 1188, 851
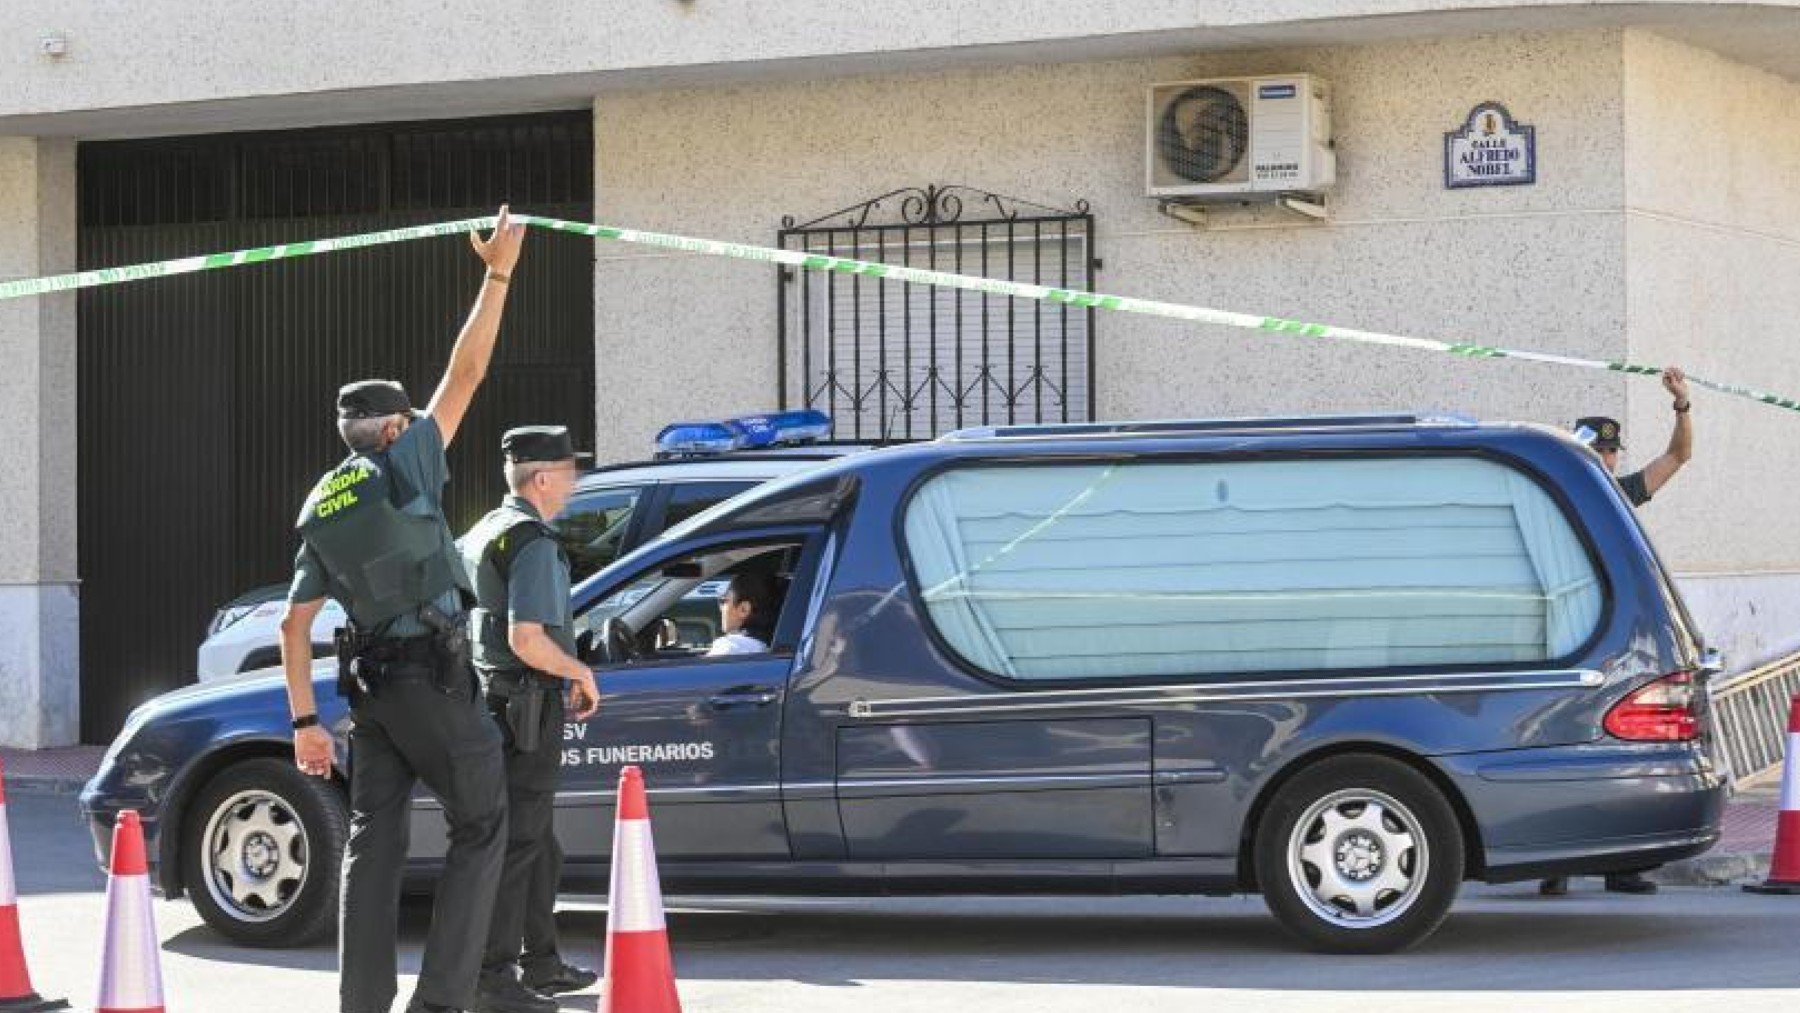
463, 426, 601, 1012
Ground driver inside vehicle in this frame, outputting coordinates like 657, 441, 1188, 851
579, 543, 799, 664
707, 571, 783, 656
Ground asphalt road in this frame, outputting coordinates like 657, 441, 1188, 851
8, 788, 1796, 1013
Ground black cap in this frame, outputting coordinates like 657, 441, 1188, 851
337, 380, 416, 420
501, 425, 592, 464
1574, 415, 1622, 451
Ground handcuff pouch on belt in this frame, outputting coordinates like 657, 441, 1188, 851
333, 625, 364, 702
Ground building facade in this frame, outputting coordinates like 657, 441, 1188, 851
3, 2, 1799, 744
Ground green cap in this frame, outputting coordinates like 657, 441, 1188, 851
1574, 416, 1622, 452
501, 425, 592, 464
337, 379, 416, 420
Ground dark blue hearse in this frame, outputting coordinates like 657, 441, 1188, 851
81, 414, 1726, 953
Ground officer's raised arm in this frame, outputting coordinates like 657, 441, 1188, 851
427, 204, 527, 447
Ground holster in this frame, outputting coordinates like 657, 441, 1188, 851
417, 603, 473, 696
505, 686, 545, 753
487, 669, 556, 753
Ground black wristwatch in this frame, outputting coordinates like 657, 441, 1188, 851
291, 713, 320, 730
1674, 399, 1691, 413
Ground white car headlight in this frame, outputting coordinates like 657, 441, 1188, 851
100, 702, 154, 769
207, 603, 258, 637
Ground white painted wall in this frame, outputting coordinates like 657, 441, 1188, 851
594, 30, 1631, 457
0, 136, 79, 747
0, 3, 1796, 133
1623, 29, 1800, 665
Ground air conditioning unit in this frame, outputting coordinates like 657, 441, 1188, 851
1146, 74, 1335, 198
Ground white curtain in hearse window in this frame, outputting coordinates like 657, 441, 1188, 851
903, 456, 1604, 681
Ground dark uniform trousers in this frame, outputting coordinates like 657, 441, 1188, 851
482, 676, 568, 977
341, 655, 507, 1013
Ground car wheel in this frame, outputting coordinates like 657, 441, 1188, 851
181, 757, 347, 947
1253, 754, 1464, 954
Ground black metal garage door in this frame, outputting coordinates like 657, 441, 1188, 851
77, 112, 594, 740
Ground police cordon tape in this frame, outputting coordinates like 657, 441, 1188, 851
4, 211, 1797, 416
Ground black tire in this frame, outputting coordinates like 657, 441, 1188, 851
181, 757, 348, 947
1253, 754, 1464, 954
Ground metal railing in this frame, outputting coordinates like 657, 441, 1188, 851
778, 185, 1097, 442
1712, 652, 1800, 784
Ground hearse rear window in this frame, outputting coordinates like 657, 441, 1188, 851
902, 456, 1603, 681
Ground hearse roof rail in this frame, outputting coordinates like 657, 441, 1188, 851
937, 413, 1479, 443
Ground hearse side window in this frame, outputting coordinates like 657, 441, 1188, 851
902, 456, 1604, 681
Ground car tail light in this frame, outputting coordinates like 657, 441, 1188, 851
1603, 671, 1701, 742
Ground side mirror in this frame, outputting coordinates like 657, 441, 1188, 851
575, 629, 597, 665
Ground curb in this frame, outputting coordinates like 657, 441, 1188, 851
3, 776, 90, 796
1653, 851, 1772, 887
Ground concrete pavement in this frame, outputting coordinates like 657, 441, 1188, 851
6, 786, 1796, 1013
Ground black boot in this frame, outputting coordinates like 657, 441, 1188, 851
1604, 870, 1659, 894
472, 970, 557, 1013
522, 959, 599, 996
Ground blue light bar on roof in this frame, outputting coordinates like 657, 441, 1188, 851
730, 409, 832, 448
655, 420, 745, 457
655, 409, 832, 458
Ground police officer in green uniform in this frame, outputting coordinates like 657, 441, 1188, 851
462, 426, 601, 1012
282, 207, 526, 1013
1544, 365, 1695, 898
1573, 367, 1693, 510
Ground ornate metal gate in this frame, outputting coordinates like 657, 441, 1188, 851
777, 185, 1096, 441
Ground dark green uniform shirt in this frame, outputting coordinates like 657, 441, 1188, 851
1619, 469, 1652, 507
288, 415, 465, 637
468, 496, 576, 670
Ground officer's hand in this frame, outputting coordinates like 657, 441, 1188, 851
1662, 366, 1691, 405
567, 670, 600, 721
471, 204, 526, 276
294, 725, 336, 778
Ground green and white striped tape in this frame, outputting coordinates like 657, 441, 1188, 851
0, 217, 495, 301
3, 212, 1793, 415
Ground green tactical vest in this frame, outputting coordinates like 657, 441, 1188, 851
295, 451, 468, 631
462, 502, 559, 671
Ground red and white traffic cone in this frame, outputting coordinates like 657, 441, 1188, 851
1745, 694, 1800, 895
0, 761, 68, 1012
600, 766, 681, 1013
95, 811, 165, 1013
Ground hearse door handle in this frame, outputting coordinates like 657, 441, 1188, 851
709, 685, 780, 710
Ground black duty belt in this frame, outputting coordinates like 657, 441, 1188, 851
362, 634, 438, 666
484, 668, 562, 696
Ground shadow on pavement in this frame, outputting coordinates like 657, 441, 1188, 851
157, 890, 1800, 992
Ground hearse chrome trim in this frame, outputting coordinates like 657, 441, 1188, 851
845, 669, 1604, 720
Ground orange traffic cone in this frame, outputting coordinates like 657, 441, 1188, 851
96, 811, 164, 1013
0, 761, 68, 1012
1745, 694, 1800, 895
600, 766, 681, 1013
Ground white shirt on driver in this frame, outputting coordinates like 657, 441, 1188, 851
707, 632, 769, 657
